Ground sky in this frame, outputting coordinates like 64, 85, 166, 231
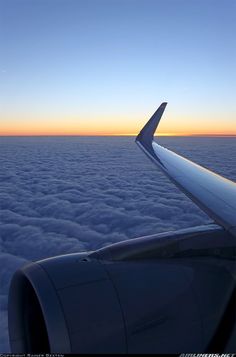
0, 0, 236, 135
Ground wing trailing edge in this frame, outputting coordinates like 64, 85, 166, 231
136, 103, 236, 238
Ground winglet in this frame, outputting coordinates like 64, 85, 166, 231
136, 102, 167, 148
135, 102, 236, 237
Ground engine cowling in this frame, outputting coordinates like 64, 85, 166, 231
8, 249, 235, 353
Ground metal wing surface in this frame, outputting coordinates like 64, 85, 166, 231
136, 103, 236, 238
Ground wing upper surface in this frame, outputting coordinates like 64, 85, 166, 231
136, 103, 236, 237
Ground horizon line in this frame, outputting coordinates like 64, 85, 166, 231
0, 133, 236, 138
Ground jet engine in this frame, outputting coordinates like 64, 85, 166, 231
8, 226, 236, 354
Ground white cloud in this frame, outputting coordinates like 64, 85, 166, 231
0, 136, 235, 352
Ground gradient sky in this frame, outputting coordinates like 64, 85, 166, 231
0, 0, 236, 135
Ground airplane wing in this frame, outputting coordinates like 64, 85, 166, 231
136, 102, 236, 238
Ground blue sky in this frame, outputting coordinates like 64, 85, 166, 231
0, 0, 236, 134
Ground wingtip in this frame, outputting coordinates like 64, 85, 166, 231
136, 102, 167, 146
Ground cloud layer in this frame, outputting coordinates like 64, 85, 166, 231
0, 135, 235, 351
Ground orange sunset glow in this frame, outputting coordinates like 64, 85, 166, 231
1, 113, 235, 136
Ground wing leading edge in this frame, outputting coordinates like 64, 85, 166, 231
136, 103, 236, 238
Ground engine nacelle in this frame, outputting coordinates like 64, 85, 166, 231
8, 248, 235, 353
